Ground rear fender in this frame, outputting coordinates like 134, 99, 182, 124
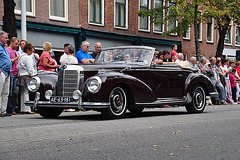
185, 73, 217, 96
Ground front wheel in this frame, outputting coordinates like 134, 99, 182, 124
101, 87, 127, 119
185, 85, 206, 113
38, 107, 63, 118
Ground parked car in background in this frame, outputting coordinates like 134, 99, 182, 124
26, 46, 218, 119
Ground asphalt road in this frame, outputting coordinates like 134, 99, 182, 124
1, 104, 240, 160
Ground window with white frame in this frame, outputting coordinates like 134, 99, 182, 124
225, 21, 232, 44
139, 0, 150, 31
14, 0, 35, 16
49, 0, 68, 21
207, 18, 213, 42
153, 0, 164, 33
183, 27, 190, 39
167, 1, 177, 34
197, 11, 202, 41
235, 26, 240, 45
115, 0, 128, 28
89, 0, 104, 25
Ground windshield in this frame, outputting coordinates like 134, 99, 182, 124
95, 48, 154, 65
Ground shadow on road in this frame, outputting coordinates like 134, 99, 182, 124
31, 109, 197, 121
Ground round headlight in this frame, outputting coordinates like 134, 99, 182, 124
73, 90, 82, 100
27, 76, 40, 92
87, 76, 102, 93
45, 90, 53, 100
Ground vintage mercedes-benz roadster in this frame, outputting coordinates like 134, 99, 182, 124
26, 46, 218, 119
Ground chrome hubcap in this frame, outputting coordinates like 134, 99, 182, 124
110, 88, 126, 115
194, 87, 205, 109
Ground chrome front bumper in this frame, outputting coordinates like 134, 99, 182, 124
25, 101, 110, 110
25, 91, 110, 110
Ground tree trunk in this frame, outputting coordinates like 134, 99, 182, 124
3, 0, 17, 42
194, 4, 201, 61
216, 28, 226, 58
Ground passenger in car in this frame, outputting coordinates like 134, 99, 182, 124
124, 53, 131, 61
171, 55, 177, 62
158, 50, 163, 60
152, 52, 163, 64
175, 53, 184, 62
76, 41, 95, 64
131, 50, 139, 62
162, 50, 172, 62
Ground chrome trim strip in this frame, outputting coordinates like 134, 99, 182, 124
25, 101, 110, 109
135, 97, 189, 106
209, 92, 219, 98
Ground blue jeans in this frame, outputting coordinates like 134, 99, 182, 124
210, 77, 224, 101
7, 75, 19, 113
9, 75, 19, 97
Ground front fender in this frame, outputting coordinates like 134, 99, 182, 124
82, 72, 156, 103
29, 73, 58, 101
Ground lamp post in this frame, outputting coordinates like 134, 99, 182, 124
21, 0, 27, 41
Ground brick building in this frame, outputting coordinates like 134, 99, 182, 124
0, 0, 240, 62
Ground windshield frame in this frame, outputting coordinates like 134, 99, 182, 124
94, 46, 155, 66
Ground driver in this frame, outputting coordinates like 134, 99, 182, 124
124, 53, 131, 61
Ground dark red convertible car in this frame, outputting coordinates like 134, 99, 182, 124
26, 46, 218, 119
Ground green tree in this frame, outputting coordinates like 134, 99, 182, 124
203, 0, 240, 57
138, 0, 204, 60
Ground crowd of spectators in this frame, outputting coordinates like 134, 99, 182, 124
154, 44, 240, 106
0, 29, 239, 117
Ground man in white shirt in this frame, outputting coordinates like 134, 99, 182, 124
61, 45, 78, 66
59, 43, 70, 64
18, 40, 27, 56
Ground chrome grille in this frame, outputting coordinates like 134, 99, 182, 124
57, 69, 82, 97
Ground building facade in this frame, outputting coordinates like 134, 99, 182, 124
0, 0, 240, 62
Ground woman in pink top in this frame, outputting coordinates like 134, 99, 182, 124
229, 68, 238, 103
39, 42, 59, 71
7, 37, 19, 114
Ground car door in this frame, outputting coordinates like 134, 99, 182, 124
147, 64, 190, 98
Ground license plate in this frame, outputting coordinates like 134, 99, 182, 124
50, 96, 70, 103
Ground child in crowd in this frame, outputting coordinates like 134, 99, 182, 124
229, 69, 239, 104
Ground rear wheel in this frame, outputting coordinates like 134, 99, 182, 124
38, 107, 63, 118
101, 87, 127, 119
185, 85, 206, 113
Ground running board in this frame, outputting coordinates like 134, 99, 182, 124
135, 93, 192, 107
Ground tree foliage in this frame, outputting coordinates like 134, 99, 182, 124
203, 0, 240, 57
138, 0, 204, 60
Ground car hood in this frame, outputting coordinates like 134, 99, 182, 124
65, 63, 149, 72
